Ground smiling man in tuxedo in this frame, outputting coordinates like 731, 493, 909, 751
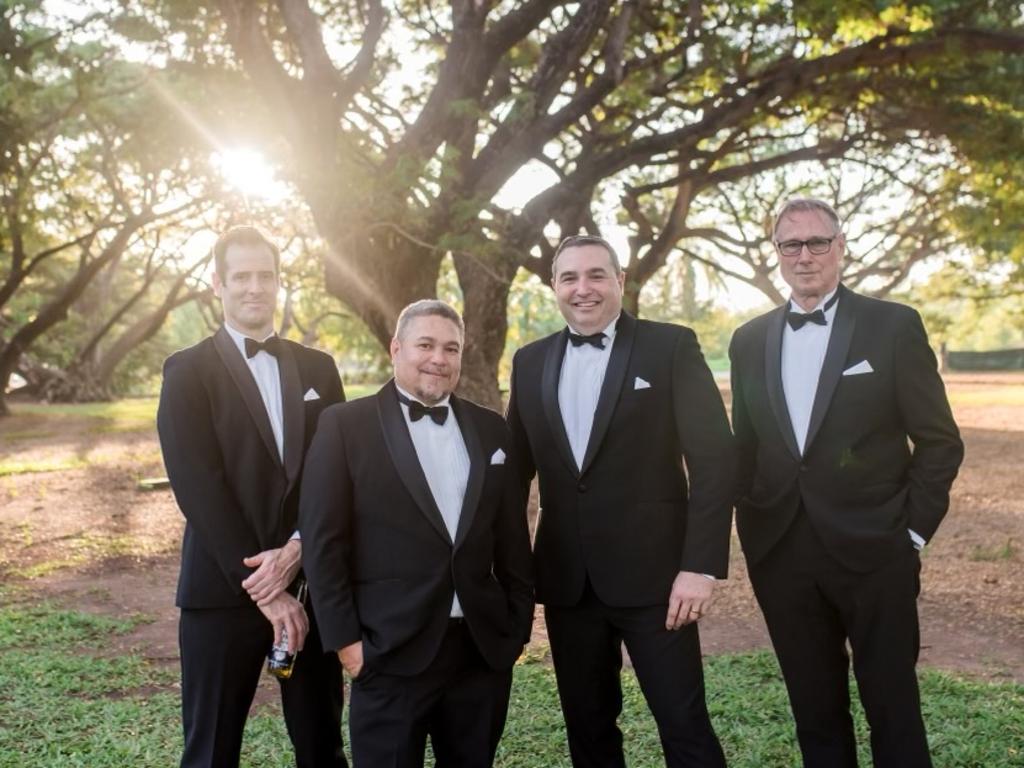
300, 300, 534, 768
728, 198, 964, 767
157, 225, 347, 768
506, 235, 735, 768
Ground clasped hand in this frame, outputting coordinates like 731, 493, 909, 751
242, 539, 302, 606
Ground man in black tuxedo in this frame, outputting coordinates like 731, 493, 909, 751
506, 235, 735, 768
729, 198, 964, 767
300, 300, 534, 768
157, 226, 347, 768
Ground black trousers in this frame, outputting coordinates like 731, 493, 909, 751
348, 619, 513, 768
544, 581, 726, 768
178, 604, 347, 768
748, 510, 931, 768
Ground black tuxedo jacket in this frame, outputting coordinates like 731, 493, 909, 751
157, 327, 344, 608
729, 285, 964, 572
299, 381, 534, 677
507, 312, 735, 608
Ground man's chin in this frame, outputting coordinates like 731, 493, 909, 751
414, 385, 452, 405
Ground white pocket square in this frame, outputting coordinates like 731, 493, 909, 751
303, 387, 321, 401
634, 376, 651, 390
842, 360, 874, 376
490, 448, 506, 465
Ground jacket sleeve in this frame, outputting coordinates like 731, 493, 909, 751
298, 407, 363, 651
671, 328, 736, 578
492, 423, 535, 646
505, 349, 537, 495
894, 310, 964, 542
157, 353, 260, 595
729, 330, 757, 503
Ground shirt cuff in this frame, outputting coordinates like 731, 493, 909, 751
701, 573, 716, 581
908, 529, 925, 550
289, 530, 301, 541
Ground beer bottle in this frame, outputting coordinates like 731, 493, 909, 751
266, 580, 307, 679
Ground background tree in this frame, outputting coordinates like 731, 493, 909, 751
6, 2, 1023, 409
102, 0, 1024, 405
0, 2, 211, 414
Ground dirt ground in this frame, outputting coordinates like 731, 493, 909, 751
1, 373, 1021, 701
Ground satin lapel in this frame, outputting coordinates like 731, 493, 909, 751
212, 327, 282, 468
541, 330, 578, 477
804, 285, 856, 455
277, 341, 304, 490
580, 312, 636, 475
376, 381, 452, 544
450, 397, 484, 550
764, 307, 801, 461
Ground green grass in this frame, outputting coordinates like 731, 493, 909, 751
15, 531, 177, 580
705, 356, 730, 373
970, 538, 1017, 562
0, 456, 91, 477
1, 599, 1021, 767
9, 398, 159, 434
344, 382, 383, 400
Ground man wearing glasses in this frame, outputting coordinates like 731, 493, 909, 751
728, 198, 964, 767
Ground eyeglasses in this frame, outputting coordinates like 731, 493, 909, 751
775, 237, 837, 257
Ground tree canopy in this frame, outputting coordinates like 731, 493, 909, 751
4, 1, 1024, 409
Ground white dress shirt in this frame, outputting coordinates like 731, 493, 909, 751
396, 384, 471, 617
224, 323, 284, 461
780, 291, 923, 549
558, 318, 618, 470
781, 288, 839, 456
225, 325, 304, 542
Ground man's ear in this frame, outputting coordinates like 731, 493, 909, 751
212, 270, 223, 299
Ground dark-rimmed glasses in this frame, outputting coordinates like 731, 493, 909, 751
775, 237, 837, 257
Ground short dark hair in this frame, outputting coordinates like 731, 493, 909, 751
213, 225, 281, 278
394, 299, 465, 341
773, 198, 843, 238
551, 234, 623, 278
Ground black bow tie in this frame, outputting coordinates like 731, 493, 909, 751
786, 309, 827, 330
568, 331, 607, 349
244, 336, 282, 358
786, 293, 839, 331
398, 392, 449, 425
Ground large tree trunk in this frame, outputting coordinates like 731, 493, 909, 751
317, 222, 444, 350
452, 250, 519, 410
622, 275, 642, 318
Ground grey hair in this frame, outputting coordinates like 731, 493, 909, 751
551, 234, 623, 278
394, 299, 465, 340
773, 198, 843, 238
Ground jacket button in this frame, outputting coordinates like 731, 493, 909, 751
799, 464, 808, 473
577, 482, 587, 492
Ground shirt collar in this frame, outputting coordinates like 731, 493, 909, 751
395, 383, 451, 409
788, 286, 839, 316
567, 315, 620, 344
223, 323, 277, 359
